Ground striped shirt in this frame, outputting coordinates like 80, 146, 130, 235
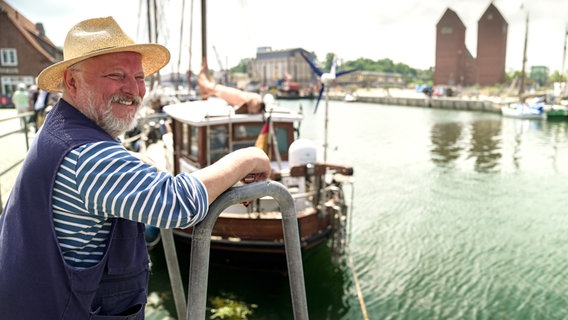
52, 141, 208, 268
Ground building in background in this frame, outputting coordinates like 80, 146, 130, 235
0, 0, 62, 106
434, 8, 476, 87
434, 3, 508, 87
476, 3, 508, 86
251, 47, 313, 91
530, 66, 549, 86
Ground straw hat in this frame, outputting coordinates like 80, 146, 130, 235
37, 17, 170, 92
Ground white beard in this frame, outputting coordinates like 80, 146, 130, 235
82, 94, 142, 137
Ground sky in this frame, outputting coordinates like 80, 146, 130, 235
8, 0, 568, 76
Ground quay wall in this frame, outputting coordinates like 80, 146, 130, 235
330, 94, 501, 113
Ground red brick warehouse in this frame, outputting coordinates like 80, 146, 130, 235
434, 3, 508, 87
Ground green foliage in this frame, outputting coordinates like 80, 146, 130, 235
225, 53, 431, 86
550, 70, 566, 82
229, 58, 252, 74
209, 294, 257, 320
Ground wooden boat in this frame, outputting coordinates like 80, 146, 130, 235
161, 98, 354, 254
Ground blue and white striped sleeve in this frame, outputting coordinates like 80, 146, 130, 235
73, 141, 209, 228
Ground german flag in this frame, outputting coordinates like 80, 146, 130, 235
255, 117, 270, 157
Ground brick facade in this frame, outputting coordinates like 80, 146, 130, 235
0, 0, 62, 101
476, 3, 508, 85
435, 4, 507, 87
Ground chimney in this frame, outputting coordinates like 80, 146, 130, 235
36, 23, 45, 37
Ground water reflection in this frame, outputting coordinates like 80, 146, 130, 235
544, 120, 568, 171
430, 119, 502, 173
468, 119, 502, 172
430, 122, 463, 167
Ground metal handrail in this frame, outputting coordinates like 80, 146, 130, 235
0, 111, 34, 210
160, 180, 309, 320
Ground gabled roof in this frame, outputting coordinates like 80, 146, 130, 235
436, 8, 466, 29
0, 0, 61, 63
479, 3, 508, 26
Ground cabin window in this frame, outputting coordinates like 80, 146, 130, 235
232, 124, 263, 150
182, 124, 189, 154
0, 49, 17, 66
234, 124, 262, 139
273, 126, 291, 155
209, 125, 229, 163
190, 126, 198, 158
180, 123, 198, 161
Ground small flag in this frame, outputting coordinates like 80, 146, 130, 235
255, 117, 270, 157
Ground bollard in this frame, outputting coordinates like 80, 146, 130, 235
186, 180, 309, 320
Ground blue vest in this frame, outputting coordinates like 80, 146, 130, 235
0, 99, 148, 319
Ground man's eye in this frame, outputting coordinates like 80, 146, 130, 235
106, 73, 124, 80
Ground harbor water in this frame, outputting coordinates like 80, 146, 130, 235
2, 98, 568, 319
148, 99, 568, 319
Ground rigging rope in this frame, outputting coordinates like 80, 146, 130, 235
344, 182, 369, 319
346, 245, 369, 320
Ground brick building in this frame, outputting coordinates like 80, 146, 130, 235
434, 8, 476, 86
434, 4, 508, 87
0, 0, 62, 105
476, 3, 508, 85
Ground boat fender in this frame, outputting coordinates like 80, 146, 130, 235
289, 138, 317, 166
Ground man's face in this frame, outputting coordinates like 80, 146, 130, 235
68, 52, 147, 137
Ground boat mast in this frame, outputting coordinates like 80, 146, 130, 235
323, 86, 329, 162
176, 0, 186, 87
187, 0, 195, 91
562, 25, 567, 79
146, 0, 161, 88
201, 0, 207, 63
518, 13, 528, 99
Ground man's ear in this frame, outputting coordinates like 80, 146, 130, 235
62, 69, 77, 94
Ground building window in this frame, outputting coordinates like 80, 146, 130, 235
441, 26, 452, 34
1, 49, 18, 66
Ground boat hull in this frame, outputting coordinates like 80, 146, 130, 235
545, 106, 568, 120
172, 205, 339, 254
501, 103, 545, 119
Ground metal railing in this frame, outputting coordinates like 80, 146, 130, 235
0, 111, 34, 210
160, 180, 309, 320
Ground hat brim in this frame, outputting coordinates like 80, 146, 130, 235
37, 43, 170, 92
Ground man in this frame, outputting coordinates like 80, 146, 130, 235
11, 83, 29, 129
0, 17, 270, 319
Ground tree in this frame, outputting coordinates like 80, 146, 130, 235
550, 70, 566, 83
230, 58, 252, 74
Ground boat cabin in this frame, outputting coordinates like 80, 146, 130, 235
163, 99, 302, 175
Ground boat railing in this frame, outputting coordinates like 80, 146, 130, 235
160, 180, 309, 320
0, 111, 34, 211
121, 112, 169, 148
